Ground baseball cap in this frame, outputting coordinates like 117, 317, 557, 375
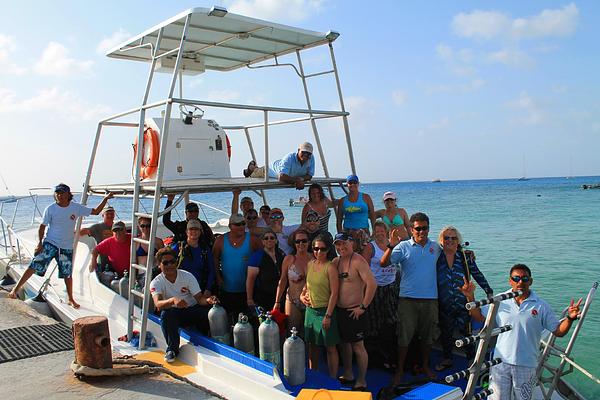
229, 213, 245, 224
185, 202, 199, 212
270, 208, 284, 219
102, 206, 115, 214
346, 174, 359, 184
54, 183, 71, 193
111, 221, 126, 231
334, 232, 353, 243
187, 219, 202, 230
305, 210, 319, 222
240, 196, 253, 204
299, 142, 313, 153
383, 191, 396, 201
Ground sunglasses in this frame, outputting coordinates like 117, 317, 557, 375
338, 272, 349, 279
161, 259, 177, 266
232, 221, 246, 226
139, 224, 151, 228
313, 247, 328, 252
412, 226, 429, 232
260, 210, 270, 214
262, 236, 277, 241
511, 275, 531, 283
300, 151, 312, 157
112, 228, 124, 232
443, 236, 458, 241
347, 181, 358, 185
295, 239, 308, 244
246, 216, 258, 220
270, 214, 283, 220
306, 217, 319, 223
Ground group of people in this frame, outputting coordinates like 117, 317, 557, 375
8, 154, 582, 400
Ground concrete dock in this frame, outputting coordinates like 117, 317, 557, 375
0, 290, 221, 399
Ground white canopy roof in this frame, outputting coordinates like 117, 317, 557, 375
106, 7, 339, 72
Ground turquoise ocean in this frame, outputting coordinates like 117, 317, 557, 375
3, 175, 599, 397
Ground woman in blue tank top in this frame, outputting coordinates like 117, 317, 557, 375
336, 174, 375, 234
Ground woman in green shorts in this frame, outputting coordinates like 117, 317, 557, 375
301, 233, 340, 378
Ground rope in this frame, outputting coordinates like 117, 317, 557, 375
70, 356, 228, 400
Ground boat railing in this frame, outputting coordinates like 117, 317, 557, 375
0, 215, 34, 267
0, 194, 43, 265
445, 290, 524, 400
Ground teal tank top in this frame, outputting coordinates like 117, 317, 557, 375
342, 193, 369, 230
221, 232, 251, 293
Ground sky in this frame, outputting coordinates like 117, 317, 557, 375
1, 1, 599, 195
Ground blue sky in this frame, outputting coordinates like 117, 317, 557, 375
1, 1, 599, 194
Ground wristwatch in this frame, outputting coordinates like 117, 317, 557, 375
324, 313, 331, 319
359, 303, 367, 310
567, 315, 577, 321
387, 243, 395, 250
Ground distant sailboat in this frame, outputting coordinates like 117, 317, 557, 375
517, 155, 529, 181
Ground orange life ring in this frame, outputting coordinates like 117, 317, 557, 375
225, 134, 232, 161
132, 127, 160, 180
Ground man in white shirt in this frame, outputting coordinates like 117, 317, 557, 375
150, 247, 217, 363
9, 183, 113, 308
461, 264, 581, 400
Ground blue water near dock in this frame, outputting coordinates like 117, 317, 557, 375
3, 175, 600, 397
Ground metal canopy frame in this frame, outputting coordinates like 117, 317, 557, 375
76, 8, 357, 349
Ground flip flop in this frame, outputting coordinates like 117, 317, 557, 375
338, 376, 356, 385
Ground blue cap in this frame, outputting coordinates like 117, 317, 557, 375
346, 174, 359, 183
54, 183, 71, 193
334, 232, 353, 243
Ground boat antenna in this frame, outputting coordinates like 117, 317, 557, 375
0, 171, 12, 195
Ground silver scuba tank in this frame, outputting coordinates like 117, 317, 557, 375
283, 326, 306, 385
99, 270, 115, 287
233, 313, 255, 355
119, 270, 129, 299
208, 304, 231, 345
110, 273, 120, 293
258, 312, 281, 368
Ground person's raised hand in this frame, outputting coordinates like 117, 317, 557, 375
567, 298, 582, 321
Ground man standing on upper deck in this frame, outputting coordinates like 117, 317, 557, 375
8, 183, 113, 308
163, 194, 214, 246
461, 264, 581, 400
269, 142, 315, 190
380, 212, 440, 384
334, 232, 377, 392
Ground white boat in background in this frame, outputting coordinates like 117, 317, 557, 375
1, 7, 598, 400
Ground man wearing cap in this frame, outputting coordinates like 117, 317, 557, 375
333, 232, 377, 391
336, 175, 375, 235
8, 183, 113, 308
303, 210, 336, 260
269, 142, 315, 190
170, 219, 216, 291
212, 213, 262, 322
80, 205, 115, 245
163, 194, 214, 246
269, 208, 300, 255
230, 189, 255, 216
89, 221, 131, 279
257, 205, 271, 228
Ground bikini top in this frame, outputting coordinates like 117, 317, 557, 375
288, 256, 306, 283
382, 212, 404, 227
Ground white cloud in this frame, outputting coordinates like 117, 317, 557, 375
33, 42, 93, 76
226, 0, 323, 22
96, 28, 131, 55
428, 116, 449, 131
487, 49, 534, 68
452, 4, 578, 41
391, 90, 407, 107
507, 91, 543, 125
0, 86, 110, 123
344, 96, 376, 128
0, 35, 27, 75
436, 44, 477, 77
424, 78, 485, 94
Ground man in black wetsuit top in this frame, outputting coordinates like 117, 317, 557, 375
163, 194, 214, 246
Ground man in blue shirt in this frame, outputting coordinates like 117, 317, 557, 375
461, 264, 581, 400
381, 212, 440, 384
269, 142, 315, 190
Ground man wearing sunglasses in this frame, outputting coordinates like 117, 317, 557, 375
333, 232, 377, 391
269, 208, 300, 255
151, 247, 218, 363
163, 194, 214, 246
89, 221, 131, 279
380, 212, 441, 384
461, 264, 582, 400
268, 141, 315, 190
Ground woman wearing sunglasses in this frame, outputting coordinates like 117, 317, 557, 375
301, 234, 340, 378
135, 217, 165, 278
435, 225, 493, 371
274, 229, 312, 335
301, 183, 335, 233
374, 191, 410, 240
246, 229, 286, 311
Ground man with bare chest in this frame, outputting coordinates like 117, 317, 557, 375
333, 232, 377, 391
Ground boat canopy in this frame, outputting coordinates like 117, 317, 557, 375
106, 7, 339, 73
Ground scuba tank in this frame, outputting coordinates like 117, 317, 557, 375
109, 273, 120, 293
258, 312, 281, 368
208, 304, 231, 345
99, 270, 115, 287
233, 313, 255, 355
283, 326, 305, 385
119, 270, 129, 299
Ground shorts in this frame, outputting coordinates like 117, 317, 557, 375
396, 297, 438, 347
337, 306, 367, 343
29, 241, 73, 278
489, 362, 537, 400
304, 307, 340, 347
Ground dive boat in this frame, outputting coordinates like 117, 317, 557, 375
1, 7, 598, 400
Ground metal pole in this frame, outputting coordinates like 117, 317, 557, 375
264, 110, 269, 183
243, 128, 268, 205
10, 199, 19, 227
328, 42, 356, 175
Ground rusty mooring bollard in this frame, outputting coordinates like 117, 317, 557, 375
72, 316, 112, 369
